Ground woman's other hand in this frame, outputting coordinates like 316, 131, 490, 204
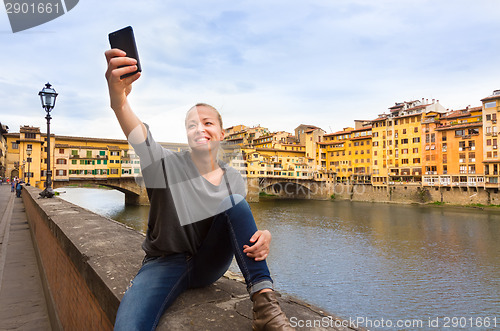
243, 230, 272, 261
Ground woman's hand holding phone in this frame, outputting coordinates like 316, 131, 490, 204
104, 49, 141, 112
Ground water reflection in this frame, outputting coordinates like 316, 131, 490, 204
56, 188, 500, 328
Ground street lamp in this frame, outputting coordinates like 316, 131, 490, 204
38, 82, 58, 198
26, 146, 32, 186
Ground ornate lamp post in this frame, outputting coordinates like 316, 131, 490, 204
38, 82, 58, 198
26, 146, 32, 186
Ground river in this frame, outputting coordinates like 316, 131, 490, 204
56, 187, 500, 330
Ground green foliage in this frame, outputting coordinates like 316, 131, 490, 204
259, 191, 276, 197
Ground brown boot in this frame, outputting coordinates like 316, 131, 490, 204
252, 291, 295, 330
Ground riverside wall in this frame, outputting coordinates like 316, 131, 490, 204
262, 180, 500, 206
325, 182, 497, 206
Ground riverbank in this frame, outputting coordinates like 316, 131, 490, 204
261, 181, 500, 209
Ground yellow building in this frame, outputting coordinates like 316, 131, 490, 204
224, 125, 269, 147
320, 128, 352, 183
4, 125, 188, 189
319, 122, 372, 184
5, 126, 46, 186
0, 123, 8, 178
371, 99, 447, 185
371, 114, 388, 185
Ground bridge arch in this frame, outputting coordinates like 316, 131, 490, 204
53, 177, 149, 205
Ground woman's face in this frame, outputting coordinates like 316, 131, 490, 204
185, 105, 225, 152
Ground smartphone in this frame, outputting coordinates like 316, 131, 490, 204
108, 26, 142, 79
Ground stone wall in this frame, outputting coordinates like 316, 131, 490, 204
324, 182, 500, 206
22, 185, 144, 330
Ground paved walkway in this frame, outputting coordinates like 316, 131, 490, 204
0, 184, 52, 330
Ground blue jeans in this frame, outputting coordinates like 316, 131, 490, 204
114, 196, 273, 331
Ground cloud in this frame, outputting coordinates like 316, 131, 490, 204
2, 0, 500, 142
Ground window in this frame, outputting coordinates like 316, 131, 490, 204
25, 132, 36, 139
414, 127, 418, 133
485, 101, 496, 108
56, 159, 66, 164
56, 170, 67, 176
72, 160, 77, 165
72, 150, 78, 156
468, 128, 479, 135
87, 151, 92, 158
413, 137, 420, 143
59, 148, 64, 154
12, 142, 18, 149
442, 132, 447, 141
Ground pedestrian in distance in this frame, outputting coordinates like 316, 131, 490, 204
16, 180, 22, 198
11, 179, 15, 192
105, 48, 294, 331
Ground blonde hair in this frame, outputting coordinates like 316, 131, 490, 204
186, 103, 223, 130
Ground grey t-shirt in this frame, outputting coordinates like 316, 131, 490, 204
130, 125, 246, 256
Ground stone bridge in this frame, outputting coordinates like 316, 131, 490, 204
53, 177, 149, 205
52, 176, 330, 204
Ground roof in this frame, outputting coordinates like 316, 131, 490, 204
435, 121, 482, 131
481, 90, 500, 102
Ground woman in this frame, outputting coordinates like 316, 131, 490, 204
105, 48, 293, 331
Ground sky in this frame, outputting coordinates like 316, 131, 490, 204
1, 0, 500, 144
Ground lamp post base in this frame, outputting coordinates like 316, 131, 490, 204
39, 187, 55, 198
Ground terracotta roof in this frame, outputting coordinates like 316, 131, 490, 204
435, 121, 482, 131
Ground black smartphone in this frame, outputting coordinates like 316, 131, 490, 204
108, 26, 142, 79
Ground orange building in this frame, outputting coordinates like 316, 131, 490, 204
481, 89, 500, 187
423, 106, 483, 187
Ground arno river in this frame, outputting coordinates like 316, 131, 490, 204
56, 187, 500, 329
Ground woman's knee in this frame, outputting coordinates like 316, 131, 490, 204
218, 194, 247, 213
